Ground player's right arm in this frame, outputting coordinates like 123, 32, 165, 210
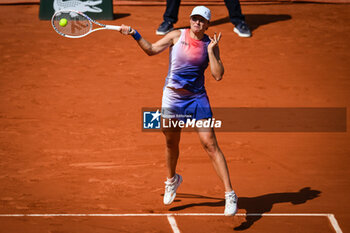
120, 25, 180, 56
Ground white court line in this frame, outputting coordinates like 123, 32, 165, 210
0, 213, 342, 233
0, 213, 332, 217
328, 214, 343, 233
167, 214, 181, 233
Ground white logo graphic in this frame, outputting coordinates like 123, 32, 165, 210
143, 110, 161, 129
53, 0, 103, 13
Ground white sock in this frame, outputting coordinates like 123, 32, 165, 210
225, 190, 235, 197
167, 174, 176, 183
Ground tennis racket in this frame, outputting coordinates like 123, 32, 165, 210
51, 10, 125, 38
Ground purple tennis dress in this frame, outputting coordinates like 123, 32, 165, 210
162, 29, 212, 120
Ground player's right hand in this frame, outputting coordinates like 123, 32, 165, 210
120, 24, 134, 35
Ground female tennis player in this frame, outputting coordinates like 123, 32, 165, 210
120, 6, 237, 216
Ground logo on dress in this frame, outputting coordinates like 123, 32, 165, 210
180, 41, 189, 46
143, 109, 161, 129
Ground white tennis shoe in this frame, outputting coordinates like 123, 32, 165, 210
163, 174, 183, 205
224, 191, 238, 216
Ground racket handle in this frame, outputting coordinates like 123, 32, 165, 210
105, 25, 121, 31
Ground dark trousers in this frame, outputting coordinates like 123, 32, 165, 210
163, 0, 245, 26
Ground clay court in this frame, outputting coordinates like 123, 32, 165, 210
0, 1, 349, 232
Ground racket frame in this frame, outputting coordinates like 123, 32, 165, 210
51, 9, 121, 38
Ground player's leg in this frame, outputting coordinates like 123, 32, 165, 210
162, 126, 183, 205
196, 126, 238, 215
197, 127, 232, 191
163, 126, 181, 178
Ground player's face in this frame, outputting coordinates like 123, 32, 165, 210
190, 15, 209, 33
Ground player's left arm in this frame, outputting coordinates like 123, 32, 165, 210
208, 32, 224, 81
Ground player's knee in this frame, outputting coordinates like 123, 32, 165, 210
163, 129, 181, 148
165, 137, 180, 149
201, 140, 218, 155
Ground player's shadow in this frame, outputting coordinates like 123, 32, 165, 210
210, 14, 292, 32
168, 187, 321, 231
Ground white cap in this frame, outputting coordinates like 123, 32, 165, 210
190, 6, 211, 21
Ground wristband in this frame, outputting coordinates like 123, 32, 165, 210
132, 30, 142, 41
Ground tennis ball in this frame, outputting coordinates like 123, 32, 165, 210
59, 18, 68, 27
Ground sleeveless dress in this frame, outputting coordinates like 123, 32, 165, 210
162, 29, 213, 120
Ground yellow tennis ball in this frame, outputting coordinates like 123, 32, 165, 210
59, 18, 68, 27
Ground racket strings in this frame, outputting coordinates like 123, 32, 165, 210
53, 12, 91, 37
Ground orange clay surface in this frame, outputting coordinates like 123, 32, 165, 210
0, 3, 349, 233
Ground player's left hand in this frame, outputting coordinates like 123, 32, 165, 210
208, 32, 221, 51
